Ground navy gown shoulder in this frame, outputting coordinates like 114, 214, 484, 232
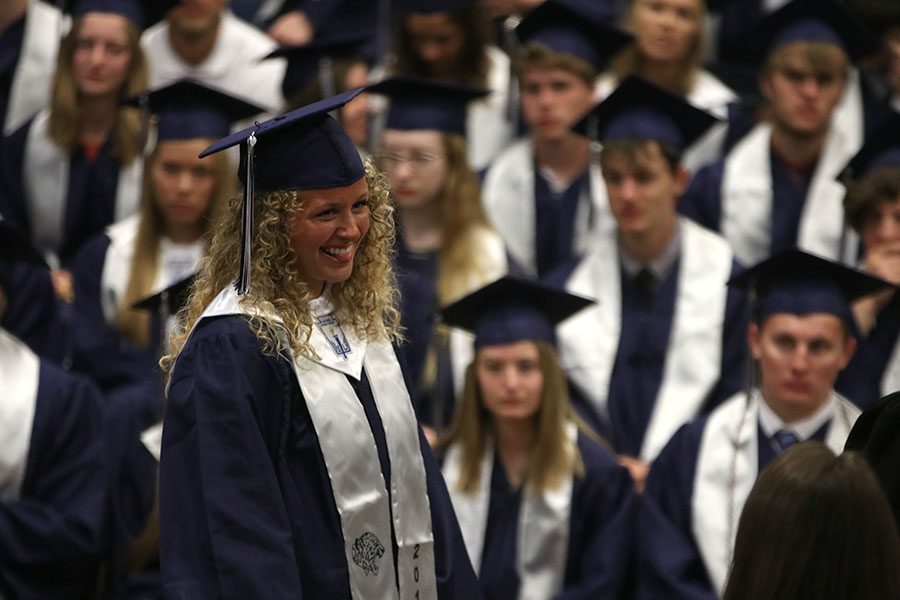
0, 260, 63, 362
0, 116, 32, 232
678, 160, 725, 232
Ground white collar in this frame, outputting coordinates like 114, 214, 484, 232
758, 393, 836, 440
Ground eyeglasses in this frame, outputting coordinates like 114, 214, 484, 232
376, 150, 444, 172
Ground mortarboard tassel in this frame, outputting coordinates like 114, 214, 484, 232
237, 129, 257, 295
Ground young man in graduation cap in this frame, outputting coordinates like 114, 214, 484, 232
679, 0, 882, 266
141, 0, 286, 114
481, 0, 633, 279
0, 221, 107, 598
637, 250, 891, 599
552, 76, 747, 492
834, 111, 900, 408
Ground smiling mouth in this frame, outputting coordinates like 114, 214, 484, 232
322, 246, 354, 263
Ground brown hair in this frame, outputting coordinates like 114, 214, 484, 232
48, 14, 148, 165
843, 166, 900, 232
116, 143, 234, 347
284, 56, 367, 112
393, 6, 492, 87
599, 138, 683, 175
514, 42, 598, 87
762, 40, 849, 78
724, 443, 900, 600
437, 341, 591, 494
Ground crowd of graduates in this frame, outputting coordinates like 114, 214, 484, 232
3, 0, 900, 597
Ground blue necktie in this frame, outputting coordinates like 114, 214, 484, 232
773, 429, 800, 454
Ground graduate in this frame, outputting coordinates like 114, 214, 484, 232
679, 0, 882, 266
834, 112, 900, 408
0, 225, 107, 598
70, 79, 252, 396
369, 76, 508, 438
637, 250, 889, 600
552, 76, 747, 490
158, 91, 480, 597
481, 0, 633, 279
0, 0, 63, 136
0, 0, 149, 264
141, 0, 285, 115
389, 0, 516, 172
438, 277, 636, 599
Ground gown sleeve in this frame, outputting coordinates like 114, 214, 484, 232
0, 260, 63, 363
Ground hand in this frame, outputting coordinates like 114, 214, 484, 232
51, 268, 74, 304
853, 242, 900, 334
618, 454, 649, 494
422, 425, 439, 449
267, 11, 314, 47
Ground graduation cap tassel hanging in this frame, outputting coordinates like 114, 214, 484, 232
238, 130, 257, 295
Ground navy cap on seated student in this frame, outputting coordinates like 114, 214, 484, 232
679, 0, 882, 267
482, 0, 633, 279
0, 222, 106, 598
158, 91, 481, 598
437, 276, 636, 599
369, 75, 509, 440
637, 250, 891, 600
552, 76, 747, 492
835, 112, 900, 407
69, 79, 256, 396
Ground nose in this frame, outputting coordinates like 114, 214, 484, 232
175, 171, 193, 193
336, 210, 362, 238
500, 365, 519, 390
616, 178, 637, 202
419, 43, 443, 64
798, 76, 820, 98
789, 346, 810, 373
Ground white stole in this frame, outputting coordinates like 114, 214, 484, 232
190, 286, 437, 600
466, 46, 516, 172
721, 122, 859, 266
692, 390, 859, 596
4, 1, 62, 135
0, 329, 39, 500
482, 139, 613, 277
24, 109, 142, 257
559, 219, 732, 461
880, 337, 900, 397
443, 422, 577, 600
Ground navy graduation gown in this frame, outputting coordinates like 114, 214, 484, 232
836, 300, 900, 409
160, 315, 480, 599
2, 360, 105, 599
70, 234, 161, 394
534, 169, 590, 279
0, 260, 64, 363
1, 117, 129, 262
0, 15, 25, 136
477, 433, 636, 600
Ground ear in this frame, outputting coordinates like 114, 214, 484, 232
674, 165, 689, 198
839, 335, 858, 369
747, 322, 762, 361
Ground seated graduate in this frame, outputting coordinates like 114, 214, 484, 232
723, 443, 900, 600
0, 0, 152, 266
835, 112, 900, 408
0, 225, 106, 598
679, 0, 881, 266
482, 0, 633, 279
70, 79, 251, 396
368, 76, 508, 438
437, 276, 636, 599
158, 91, 481, 598
552, 76, 747, 491
636, 250, 890, 600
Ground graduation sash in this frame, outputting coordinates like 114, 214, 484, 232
193, 286, 437, 600
482, 138, 613, 278
720, 122, 859, 266
559, 219, 732, 461
4, 1, 62, 135
465, 46, 515, 172
881, 337, 900, 397
692, 390, 859, 595
24, 109, 142, 257
442, 422, 576, 600
0, 329, 39, 500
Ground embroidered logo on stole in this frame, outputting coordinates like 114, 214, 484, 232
352, 532, 385, 576
314, 313, 352, 359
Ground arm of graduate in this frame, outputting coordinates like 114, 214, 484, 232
676, 161, 724, 233
554, 435, 637, 600
0, 261, 64, 363
159, 319, 304, 599
635, 421, 718, 600
0, 365, 104, 568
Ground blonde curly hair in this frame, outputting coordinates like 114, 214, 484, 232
164, 160, 400, 370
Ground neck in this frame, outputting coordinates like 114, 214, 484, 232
399, 202, 443, 252
167, 20, 219, 66
770, 124, 827, 170
0, 0, 27, 34
533, 134, 590, 184
493, 417, 536, 486
165, 222, 203, 244
639, 59, 687, 94
79, 95, 119, 144
619, 214, 677, 264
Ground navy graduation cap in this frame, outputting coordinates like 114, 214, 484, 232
727, 249, 893, 336
514, 0, 632, 72
732, 0, 880, 64
123, 79, 266, 142
62, 0, 181, 27
0, 221, 47, 268
441, 276, 594, 349
199, 89, 366, 294
572, 75, 719, 151
840, 111, 900, 181
132, 273, 195, 314
367, 76, 489, 136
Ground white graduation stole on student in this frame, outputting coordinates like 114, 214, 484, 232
24, 108, 142, 257
442, 422, 577, 600
559, 219, 732, 461
190, 286, 437, 600
0, 329, 39, 500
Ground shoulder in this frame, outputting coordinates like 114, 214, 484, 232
37, 360, 103, 416
689, 71, 737, 110
484, 138, 531, 178
681, 217, 732, 253
654, 416, 709, 472
140, 21, 168, 47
